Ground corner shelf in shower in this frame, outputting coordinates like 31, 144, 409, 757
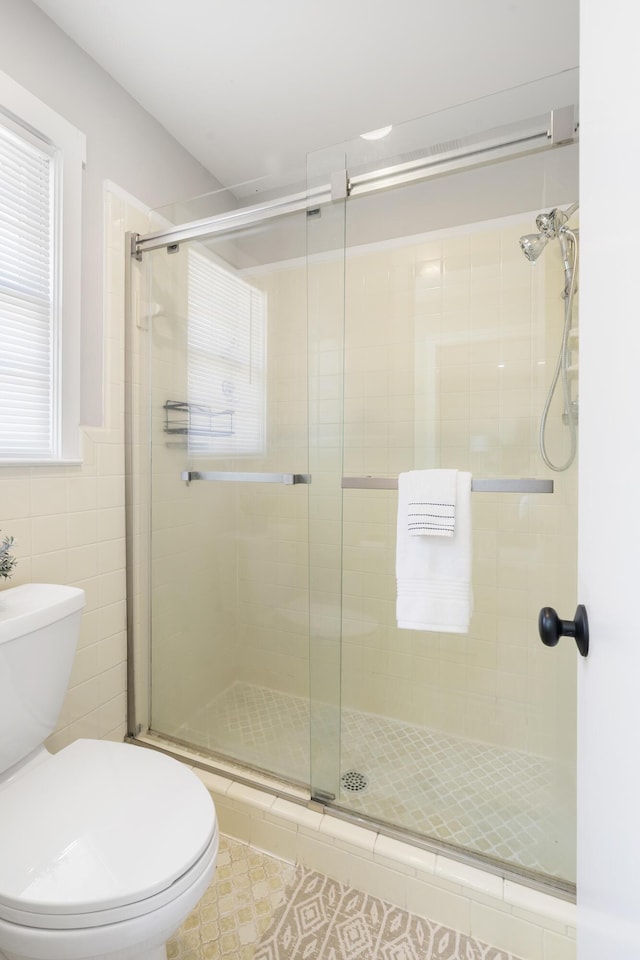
163, 400, 234, 439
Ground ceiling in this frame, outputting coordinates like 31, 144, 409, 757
31, 0, 579, 191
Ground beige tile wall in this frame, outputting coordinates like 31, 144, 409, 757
145, 252, 313, 737
0, 185, 149, 750
144, 244, 241, 736
3, 190, 577, 777
235, 268, 310, 697
238, 214, 577, 763
141, 210, 577, 775
334, 218, 578, 761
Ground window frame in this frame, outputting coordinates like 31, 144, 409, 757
0, 70, 85, 464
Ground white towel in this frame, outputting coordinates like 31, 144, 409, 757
406, 469, 457, 537
396, 470, 473, 633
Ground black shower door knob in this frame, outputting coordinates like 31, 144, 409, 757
538, 605, 589, 657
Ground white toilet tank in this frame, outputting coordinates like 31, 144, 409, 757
0, 584, 85, 776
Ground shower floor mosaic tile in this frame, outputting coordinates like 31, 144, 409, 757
172, 682, 574, 881
169, 835, 523, 960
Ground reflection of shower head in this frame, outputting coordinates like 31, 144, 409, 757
520, 233, 549, 262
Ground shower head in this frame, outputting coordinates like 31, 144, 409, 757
519, 233, 549, 263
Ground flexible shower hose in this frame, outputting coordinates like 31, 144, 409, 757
539, 228, 578, 472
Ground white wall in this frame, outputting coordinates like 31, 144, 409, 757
578, 1, 640, 957
0, 0, 223, 426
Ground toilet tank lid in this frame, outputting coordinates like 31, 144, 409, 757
0, 584, 85, 645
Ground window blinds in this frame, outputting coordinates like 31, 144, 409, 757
0, 123, 55, 458
187, 250, 266, 457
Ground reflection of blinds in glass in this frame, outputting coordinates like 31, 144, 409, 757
0, 123, 54, 458
187, 250, 266, 456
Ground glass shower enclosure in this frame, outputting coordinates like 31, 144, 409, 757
128, 70, 579, 891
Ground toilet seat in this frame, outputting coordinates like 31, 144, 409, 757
0, 740, 216, 927
0, 833, 218, 930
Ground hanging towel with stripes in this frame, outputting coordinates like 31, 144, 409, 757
396, 469, 473, 633
406, 469, 457, 537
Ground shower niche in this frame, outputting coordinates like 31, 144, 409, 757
129, 70, 580, 892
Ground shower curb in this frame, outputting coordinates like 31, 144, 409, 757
194, 764, 576, 960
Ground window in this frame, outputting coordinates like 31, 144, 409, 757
187, 250, 266, 458
0, 71, 85, 463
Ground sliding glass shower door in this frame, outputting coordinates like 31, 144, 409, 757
146, 205, 315, 785
135, 68, 579, 889
306, 74, 579, 885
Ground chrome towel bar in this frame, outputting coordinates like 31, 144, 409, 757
341, 476, 553, 493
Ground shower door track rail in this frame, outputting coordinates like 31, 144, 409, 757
342, 476, 554, 494
131, 107, 576, 258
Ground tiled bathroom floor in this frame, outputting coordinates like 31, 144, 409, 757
167, 835, 295, 960
168, 835, 523, 960
172, 682, 574, 881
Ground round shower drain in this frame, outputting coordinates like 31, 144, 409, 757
341, 770, 369, 793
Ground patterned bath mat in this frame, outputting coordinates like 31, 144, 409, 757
254, 867, 521, 960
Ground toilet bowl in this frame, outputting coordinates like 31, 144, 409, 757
0, 584, 218, 960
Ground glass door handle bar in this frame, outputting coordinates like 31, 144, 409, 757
341, 476, 553, 493
181, 471, 311, 485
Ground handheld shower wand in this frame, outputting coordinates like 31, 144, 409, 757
519, 203, 579, 472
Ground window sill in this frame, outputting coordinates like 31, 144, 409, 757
0, 459, 83, 467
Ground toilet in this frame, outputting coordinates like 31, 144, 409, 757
0, 583, 218, 960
